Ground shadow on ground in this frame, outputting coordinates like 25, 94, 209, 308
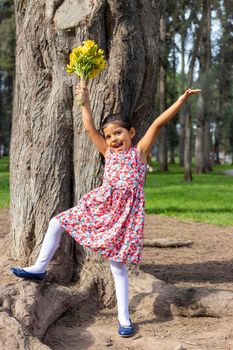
141, 260, 233, 284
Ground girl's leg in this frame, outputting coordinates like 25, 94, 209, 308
23, 217, 65, 274
109, 260, 131, 327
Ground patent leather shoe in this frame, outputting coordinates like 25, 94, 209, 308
118, 319, 134, 337
10, 267, 46, 281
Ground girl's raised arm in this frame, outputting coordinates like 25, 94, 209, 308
137, 89, 201, 157
76, 84, 108, 157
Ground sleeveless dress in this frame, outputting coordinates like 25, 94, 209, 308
55, 146, 147, 265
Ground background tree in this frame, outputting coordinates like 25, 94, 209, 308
175, 0, 193, 167
157, 1, 180, 169
183, 0, 208, 181
214, 0, 233, 164
166, 6, 180, 165
0, 0, 14, 157
157, 10, 169, 171
195, 0, 212, 173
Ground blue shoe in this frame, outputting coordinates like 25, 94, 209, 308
10, 267, 46, 281
118, 319, 134, 337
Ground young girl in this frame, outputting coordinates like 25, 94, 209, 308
11, 85, 200, 337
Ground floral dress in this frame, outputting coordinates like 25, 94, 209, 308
55, 146, 147, 265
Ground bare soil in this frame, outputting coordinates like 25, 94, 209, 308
1, 208, 233, 350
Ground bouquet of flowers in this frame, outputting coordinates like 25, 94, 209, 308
66, 40, 106, 106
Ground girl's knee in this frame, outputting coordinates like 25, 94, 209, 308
49, 216, 63, 228
48, 217, 65, 236
49, 216, 59, 225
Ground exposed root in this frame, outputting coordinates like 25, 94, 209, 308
2, 266, 233, 348
143, 238, 193, 248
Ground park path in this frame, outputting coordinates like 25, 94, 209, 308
223, 169, 233, 176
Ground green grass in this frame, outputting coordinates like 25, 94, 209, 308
1, 156, 233, 226
145, 163, 233, 227
0, 156, 10, 208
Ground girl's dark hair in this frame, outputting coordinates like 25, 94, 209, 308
101, 113, 132, 132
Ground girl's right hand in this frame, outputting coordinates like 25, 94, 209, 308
75, 82, 89, 105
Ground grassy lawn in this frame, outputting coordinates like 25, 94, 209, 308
1, 156, 232, 226
145, 163, 233, 227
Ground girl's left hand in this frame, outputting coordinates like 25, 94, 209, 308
178, 88, 202, 103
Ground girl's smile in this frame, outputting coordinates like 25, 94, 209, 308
103, 123, 136, 153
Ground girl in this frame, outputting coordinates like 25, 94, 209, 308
11, 85, 201, 337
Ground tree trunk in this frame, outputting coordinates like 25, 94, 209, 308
204, 120, 212, 171
168, 41, 177, 165
10, 0, 161, 284
195, 94, 205, 173
158, 12, 168, 172
8, 0, 162, 342
203, 1, 212, 171
170, 145, 175, 164
0, 71, 3, 157
194, 1, 212, 176
184, 1, 207, 181
183, 103, 193, 181
179, 27, 186, 167
214, 132, 221, 164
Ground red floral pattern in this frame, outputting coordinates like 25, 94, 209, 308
55, 146, 147, 265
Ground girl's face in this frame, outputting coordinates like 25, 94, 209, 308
103, 122, 136, 153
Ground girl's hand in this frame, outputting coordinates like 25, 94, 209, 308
75, 82, 90, 106
178, 88, 202, 103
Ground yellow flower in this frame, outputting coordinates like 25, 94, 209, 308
89, 68, 100, 78
98, 57, 106, 69
66, 40, 106, 80
83, 40, 95, 49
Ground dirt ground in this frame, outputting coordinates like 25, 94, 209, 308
1, 208, 233, 350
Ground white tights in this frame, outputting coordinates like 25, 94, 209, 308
24, 217, 130, 326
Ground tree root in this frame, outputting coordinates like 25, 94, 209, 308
129, 270, 233, 319
0, 273, 96, 340
1, 267, 233, 348
143, 238, 193, 248
0, 311, 51, 350
0, 257, 114, 348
